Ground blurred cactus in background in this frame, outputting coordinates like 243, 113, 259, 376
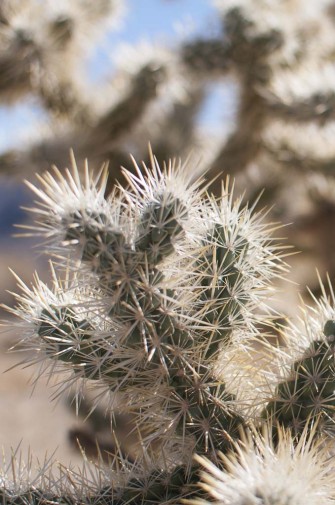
3, 0, 335, 503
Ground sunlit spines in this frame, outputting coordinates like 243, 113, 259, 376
23, 155, 110, 241
192, 423, 335, 505
259, 278, 335, 438
192, 179, 287, 357
6, 270, 109, 380
165, 366, 245, 457
23, 153, 200, 276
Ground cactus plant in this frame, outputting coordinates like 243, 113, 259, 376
1, 149, 294, 503
4, 150, 335, 502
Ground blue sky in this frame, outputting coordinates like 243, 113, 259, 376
110, 0, 218, 45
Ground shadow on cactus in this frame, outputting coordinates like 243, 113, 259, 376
3, 150, 335, 503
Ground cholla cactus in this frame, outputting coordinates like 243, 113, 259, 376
7, 149, 335, 503
3, 150, 291, 503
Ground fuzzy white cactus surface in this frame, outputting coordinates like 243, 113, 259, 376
193, 425, 335, 505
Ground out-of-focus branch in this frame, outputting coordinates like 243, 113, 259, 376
88, 64, 166, 149
181, 39, 232, 75
265, 92, 335, 124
